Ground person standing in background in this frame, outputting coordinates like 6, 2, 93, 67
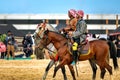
115, 34, 120, 59
0, 33, 6, 59
22, 32, 33, 57
5, 30, 15, 60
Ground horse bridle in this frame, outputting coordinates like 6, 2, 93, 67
40, 33, 56, 53
34, 32, 42, 39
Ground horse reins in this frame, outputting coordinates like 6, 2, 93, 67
40, 34, 56, 53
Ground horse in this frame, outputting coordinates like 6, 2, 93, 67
99, 37, 119, 70
39, 29, 116, 80
33, 23, 68, 80
33, 23, 57, 59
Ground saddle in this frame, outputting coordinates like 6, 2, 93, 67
78, 40, 90, 56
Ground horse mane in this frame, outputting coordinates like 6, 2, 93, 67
44, 30, 67, 39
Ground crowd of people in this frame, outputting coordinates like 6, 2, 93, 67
0, 30, 16, 59
0, 30, 34, 60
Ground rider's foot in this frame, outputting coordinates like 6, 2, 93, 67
71, 61, 75, 66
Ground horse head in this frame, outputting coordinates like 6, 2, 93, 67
33, 23, 46, 39
39, 29, 52, 49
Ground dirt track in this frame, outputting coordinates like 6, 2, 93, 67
0, 59, 120, 80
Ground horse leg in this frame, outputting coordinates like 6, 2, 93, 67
105, 51, 113, 80
53, 64, 62, 78
68, 65, 76, 80
89, 59, 97, 80
53, 59, 64, 78
98, 61, 112, 80
104, 62, 113, 80
112, 56, 119, 70
53, 58, 68, 78
42, 60, 55, 80
61, 66, 67, 80
100, 67, 106, 80
108, 40, 119, 70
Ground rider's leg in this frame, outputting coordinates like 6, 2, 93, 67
71, 37, 79, 65
71, 50, 78, 65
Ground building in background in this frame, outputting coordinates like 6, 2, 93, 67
0, 14, 119, 36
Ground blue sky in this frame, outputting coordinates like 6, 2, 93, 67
0, 0, 120, 14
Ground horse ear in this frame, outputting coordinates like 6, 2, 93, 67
46, 28, 48, 30
44, 29, 49, 34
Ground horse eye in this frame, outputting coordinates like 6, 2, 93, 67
39, 27, 42, 30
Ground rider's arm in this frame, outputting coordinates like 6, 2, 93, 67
72, 21, 87, 37
70, 18, 77, 31
60, 18, 77, 32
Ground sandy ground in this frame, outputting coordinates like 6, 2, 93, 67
0, 59, 120, 80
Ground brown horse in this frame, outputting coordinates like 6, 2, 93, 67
33, 23, 68, 80
39, 29, 114, 80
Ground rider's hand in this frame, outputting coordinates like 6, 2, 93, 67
59, 28, 64, 34
68, 31, 73, 36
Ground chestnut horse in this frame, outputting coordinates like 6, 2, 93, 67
39, 29, 114, 80
33, 23, 67, 80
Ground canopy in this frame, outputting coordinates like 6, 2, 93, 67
109, 26, 120, 36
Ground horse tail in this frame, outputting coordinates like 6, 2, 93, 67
107, 40, 119, 70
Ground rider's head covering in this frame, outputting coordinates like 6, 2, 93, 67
76, 10, 84, 18
68, 9, 76, 18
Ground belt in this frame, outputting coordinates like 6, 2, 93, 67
8, 43, 14, 45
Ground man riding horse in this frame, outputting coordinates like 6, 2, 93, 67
70, 10, 87, 65
63, 10, 87, 65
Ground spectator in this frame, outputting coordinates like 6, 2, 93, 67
22, 32, 33, 57
0, 33, 6, 59
5, 30, 15, 60
115, 34, 120, 58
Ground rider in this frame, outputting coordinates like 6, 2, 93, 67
59, 9, 78, 65
60, 9, 77, 37
5, 30, 15, 60
68, 10, 87, 65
